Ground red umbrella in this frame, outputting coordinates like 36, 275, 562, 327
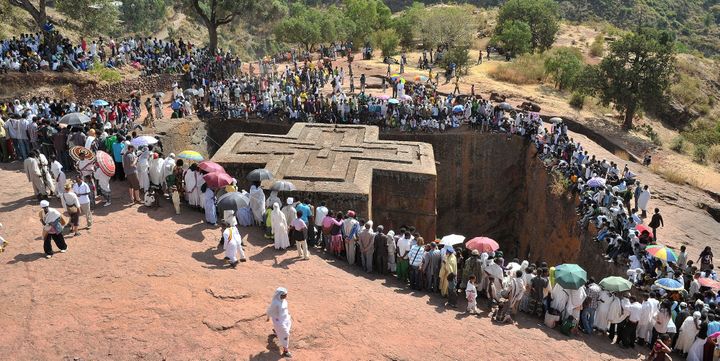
203, 171, 233, 189
466, 237, 499, 253
635, 224, 654, 237
699, 278, 720, 290
95, 150, 115, 177
198, 160, 224, 173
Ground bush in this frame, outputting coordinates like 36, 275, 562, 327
488, 53, 546, 85
371, 28, 400, 57
694, 144, 708, 164
708, 144, 720, 167
669, 136, 686, 153
589, 34, 605, 57
549, 171, 570, 196
544, 47, 584, 91
569, 92, 585, 109
636, 124, 662, 146
89, 61, 122, 83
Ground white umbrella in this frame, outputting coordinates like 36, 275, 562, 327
131, 135, 159, 147
440, 234, 465, 247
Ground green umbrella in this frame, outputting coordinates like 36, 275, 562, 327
599, 276, 633, 293
554, 264, 587, 290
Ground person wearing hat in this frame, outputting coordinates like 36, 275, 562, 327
266, 287, 293, 358
39, 200, 67, 258
462, 249, 482, 289
221, 210, 246, 267
358, 220, 375, 272
281, 197, 297, 229
342, 210, 360, 265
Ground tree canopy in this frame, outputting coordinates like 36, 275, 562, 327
419, 5, 477, 51
544, 47, 585, 91
344, 0, 391, 45
56, 0, 120, 35
588, 29, 676, 129
497, 0, 559, 52
274, 3, 349, 51
492, 20, 532, 57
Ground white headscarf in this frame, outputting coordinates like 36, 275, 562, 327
267, 287, 288, 320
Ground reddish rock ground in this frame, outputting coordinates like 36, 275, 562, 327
1, 161, 644, 361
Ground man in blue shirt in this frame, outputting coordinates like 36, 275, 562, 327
295, 199, 314, 246
112, 135, 126, 180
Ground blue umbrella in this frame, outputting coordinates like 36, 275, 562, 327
92, 99, 109, 107
654, 278, 684, 291
452, 104, 464, 113
388, 98, 400, 105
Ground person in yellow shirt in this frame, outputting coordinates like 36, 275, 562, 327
0, 116, 8, 162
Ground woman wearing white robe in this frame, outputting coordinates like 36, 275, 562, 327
162, 154, 176, 191
565, 286, 587, 320
223, 215, 245, 265
676, 312, 701, 354
37, 153, 55, 195
249, 185, 266, 224
149, 155, 164, 187
203, 185, 217, 225
266, 287, 293, 358
195, 175, 205, 209
51, 160, 66, 206
637, 296, 659, 343
687, 330, 707, 361
271, 204, 290, 250
594, 290, 612, 331
184, 166, 200, 207
550, 283, 569, 315
137, 148, 151, 192
266, 190, 281, 210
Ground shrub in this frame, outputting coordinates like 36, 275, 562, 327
694, 144, 708, 164
371, 28, 400, 57
569, 92, 585, 109
650, 165, 703, 187
89, 61, 122, 83
488, 53, 546, 85
589, 34, 605, 57
669, 136, 686, 153
549, 170, 570, 196
708, 144, 720, 167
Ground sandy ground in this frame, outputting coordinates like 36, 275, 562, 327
0, 161, 646, 361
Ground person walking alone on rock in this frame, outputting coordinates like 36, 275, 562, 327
221, 211, 246, 267
267, 287, 293, 358
649, 208, 664, 242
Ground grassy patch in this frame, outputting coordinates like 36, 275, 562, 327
650, 165, 704, 188
488, 53, 546, 85
708, 144, 720, 168
549, 170, 571, 196
89, 61, 122, 83
589, 34, 604, 57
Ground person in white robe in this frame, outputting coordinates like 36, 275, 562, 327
149, 154, 164, 187
249, 184, 266, 225
550, 283, 569, 315
637, 185, 651, 218
24, 154, 47, 198
93, 166, 112, 206
266, 287, 293, 358
687, 330, 707, 361
162, 154, 176, 191
606, 294, 627, 341
282, 198, 297, 225
51, 159, 66, 205
565, 286, 587, 321
594, 290, 612, 331
203, 185, 217, 225
271, 203, 290, 249
266, 190, 281, 210
637, 293, 660, 343
37, 152, 55, 195
222, 212, 246, 266
195, 173, 205, 209
676, 311, 701, 354
137, 147, 151, 192
183, 165, 201, 207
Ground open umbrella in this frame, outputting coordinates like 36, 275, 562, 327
699, 278, 720, 290
92, 99, 109, 107
440, 234, 466, 247
599, 276, 633, 292
415, 75, 428, 82
587, 177, 607, 188
466, 237, 499, 253
498, 102, 513, 111
399, 94, 413, 101
388, 98, 400, 105
216, 191, 250, 214
390, 73, 401, 81
452, 104, 465, 113
184, 89, 199, 97
635, 224, 654, 237
177, 150, 204, 162
60, 112, 91, 126
645, 244, 676, 263
198, 160, 225, 174
271, 180, 296, 191
131, 135, 158, 147
246, 168, 273, 182
95, 150, 115, 177
154, 92, 165, 98
549, 117, 563, 124
654, 278, 684, 291
554, 264, 587, 290
376, 94, 390, 100
203, 171, 233, 189
69, 146, 95, 161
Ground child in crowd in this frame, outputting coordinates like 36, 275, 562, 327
465, 275, 478, 314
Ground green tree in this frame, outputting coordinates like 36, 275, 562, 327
187, 0, 285, 54
56, 0, 120, 35
491, 20, 532, 57
392, 2, 424, 49
275, 4, 348, 51
496, 0, 559, 52
589, 29, 676, 130
544, 47, 584, 91
419, 5, 476, 61
120, 0, 167, 33
439, 44, 470, 75
371, 28, 399, 56
344, 0, 391, 45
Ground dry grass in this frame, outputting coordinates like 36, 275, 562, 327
549, 171, 571, 196
650, 164, 705, 188
708, 144, 720, 169
487, 53, 546, 85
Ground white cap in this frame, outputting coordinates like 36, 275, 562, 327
40, 200, 50, 207
287, 197, 294, 205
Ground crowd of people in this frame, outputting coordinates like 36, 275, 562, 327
5, 35, 720, 359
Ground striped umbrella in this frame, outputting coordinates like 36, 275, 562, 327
645, 245, 677, 263
177, 150, 204, 162
69, 146, 95, 162
654, 278, 684, 291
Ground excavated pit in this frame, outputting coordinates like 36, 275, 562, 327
205, 118, 613, 276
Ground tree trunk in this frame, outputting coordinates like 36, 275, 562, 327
208, 24, 218, 55
623, 103, 636, 130
429, 48, 433, 63
9, 0, 47, 29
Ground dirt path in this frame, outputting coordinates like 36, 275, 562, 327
0, 163, 642, 360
